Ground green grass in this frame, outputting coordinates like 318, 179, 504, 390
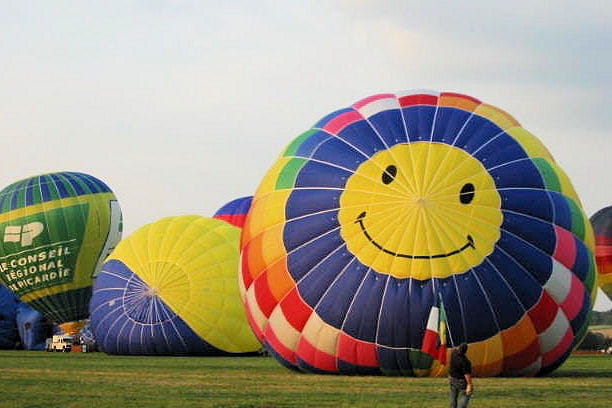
0, 351, 610, 408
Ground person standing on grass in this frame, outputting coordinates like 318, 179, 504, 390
449, 342, 473, 408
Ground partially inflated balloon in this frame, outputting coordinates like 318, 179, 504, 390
16, 303, 51, 350
0, 172, 122, 335
214, 196, 253, 228
590, 206, 612, 299
0, 284, 19, 349
89, 215, 261, 355
241, 90, 596, 377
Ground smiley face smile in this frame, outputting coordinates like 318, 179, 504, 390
355, 211, 475, 259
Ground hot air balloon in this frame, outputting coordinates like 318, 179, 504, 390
213, 196, 253, 228
0, 284, 20, 349
590, 206, 612, 299
16, 303, 52, 350
89, 215, 261, 355
0, 172, 122, 335
240, 90, 597, 377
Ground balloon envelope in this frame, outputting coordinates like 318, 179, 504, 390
16, 303, 52, 350
0, 284, 19, 349
241, 90, 596, 376
89, 215, 261, 355
590, 206, 612, 299
213, 196, 253, 228
0, 172, 122, 335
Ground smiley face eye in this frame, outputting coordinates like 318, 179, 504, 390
382, 165, 397, 184
460, 183, 475, 204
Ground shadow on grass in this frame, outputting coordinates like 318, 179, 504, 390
549, 369, 612, 378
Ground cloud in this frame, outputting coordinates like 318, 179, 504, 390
0, 1, 610, 233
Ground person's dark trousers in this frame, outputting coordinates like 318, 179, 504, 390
449, 383, 471, 408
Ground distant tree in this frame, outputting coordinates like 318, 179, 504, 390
578, 331, 611, 351
590, 310, 612, 326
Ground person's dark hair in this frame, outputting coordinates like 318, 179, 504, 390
457, 342, 468, 355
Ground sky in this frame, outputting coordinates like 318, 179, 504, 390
0, 1, 610, 309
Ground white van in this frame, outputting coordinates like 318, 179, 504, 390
46, 335, 74, 352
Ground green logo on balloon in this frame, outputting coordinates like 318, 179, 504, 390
0, 205, 87, 295
0, 171, 122, 334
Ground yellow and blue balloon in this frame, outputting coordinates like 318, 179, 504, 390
89, 215, 261, 355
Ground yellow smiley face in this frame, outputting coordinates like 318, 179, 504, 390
338, 142, 503, 280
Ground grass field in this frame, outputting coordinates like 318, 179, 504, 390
0, 351, 610, 408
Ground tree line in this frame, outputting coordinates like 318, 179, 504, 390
577, 310, 612, 352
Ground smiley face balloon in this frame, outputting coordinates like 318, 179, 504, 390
240, 91, 597, 377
